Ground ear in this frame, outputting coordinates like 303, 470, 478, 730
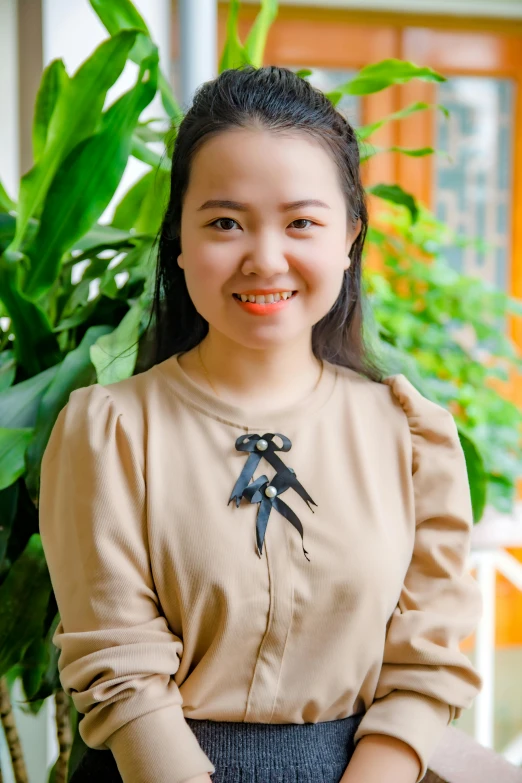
346, 217, 362, 254
177, 253, 184, 269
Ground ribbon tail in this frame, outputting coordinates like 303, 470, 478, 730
255, 497, 273, 558
274, 497, 311, 562
228, 453, 261, 506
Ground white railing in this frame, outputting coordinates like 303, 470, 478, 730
470, 502, 522, 765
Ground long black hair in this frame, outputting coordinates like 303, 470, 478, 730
140, 65, 385, 382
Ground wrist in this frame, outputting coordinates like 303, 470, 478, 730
340, 734, 421, 783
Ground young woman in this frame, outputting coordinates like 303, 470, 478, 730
39, 65, 483, 783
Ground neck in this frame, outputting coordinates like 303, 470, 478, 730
186, 331, 323, 407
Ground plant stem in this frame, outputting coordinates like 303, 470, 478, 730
0, 678, 28, 783
54, 689, 72, 783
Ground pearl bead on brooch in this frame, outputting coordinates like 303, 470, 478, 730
256, 439, 268, 451
265, 485, 277, 498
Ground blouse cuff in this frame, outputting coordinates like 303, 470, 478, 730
105, 703, 216, 783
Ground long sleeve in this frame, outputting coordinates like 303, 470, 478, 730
38, 383, 216, 783
352, 373, 483, 783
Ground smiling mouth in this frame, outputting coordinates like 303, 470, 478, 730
232, 291, 297, 304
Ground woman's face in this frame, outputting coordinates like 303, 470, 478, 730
178, 127, 361, 351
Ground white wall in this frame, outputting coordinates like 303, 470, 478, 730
0, 0, 19, 200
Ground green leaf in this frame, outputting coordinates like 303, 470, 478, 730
0, 213, 16, 251
0, 427, 33, 490
90, 302, 142, 384
11, 30, 140, 254
459, 430, 488, 522
23, 50, 159, 301
357, 101, 449, 141
90, 0, 183, 123
327, 58, 446, 102
0, 179, 16, 213
0, 483, 18, 571
295, 69, 312, 79
219, 0, 250, 72
367, 183, 419, 223
131, 135, 171, 172
25, 325, 111, 502
0, 364, 58, 428
112, 170, 154, 230
244, 0, 278, 67
133, 169, 170, 235
0, 351, 16, 392
72, 223, 133, 252
32, 59, 69, 162
0, 257, 60, 375
0, 535, 53, 678
361, 145, 439, 162
26, 612, 61, 704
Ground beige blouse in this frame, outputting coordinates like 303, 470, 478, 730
38, 352, 483, 783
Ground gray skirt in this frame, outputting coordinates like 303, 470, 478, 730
70, 712, 366, 782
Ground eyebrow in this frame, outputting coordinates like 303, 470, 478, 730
197, 199, 331, 212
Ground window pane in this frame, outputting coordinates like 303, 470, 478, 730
433, 77, 515, 291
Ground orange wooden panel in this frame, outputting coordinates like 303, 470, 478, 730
403, 27, 522, 77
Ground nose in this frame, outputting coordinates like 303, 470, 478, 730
240, 232, 290, 278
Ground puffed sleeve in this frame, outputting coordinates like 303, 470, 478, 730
38, 383, 216, 783
353, 373, 483, 783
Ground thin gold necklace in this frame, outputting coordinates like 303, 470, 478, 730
197, 342, 324, 401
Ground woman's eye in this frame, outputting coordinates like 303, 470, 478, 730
211, 218, 239, 231
291, 219, 314, 230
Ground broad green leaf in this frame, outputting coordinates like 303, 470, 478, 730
219, 0, 250, 72
0, 364, 57, 428
295, 69, 312, 79
25, 325, 111, 502
0, 483, 18, 570
0, 213, 16, 251
244, 0, 278, 67
0, 427, 33, 490
23, 612, 61, 705
11, 30, 139, 254
0, 179, 16, 213
112, 170, 155, 230
327, 58, 446, 102
90, 302, 142, 384
32, 59, 69, 162
112, 169, 170, 235
0, 534, 53, 678
0, 351, 16, 392
158, 71, 183, 123
0, 259, 60, 375
131, 135, 171, 172
90, 0, 182, 122
367, 183, 419, 223
72, 224, 133, 252
24, 51, 159, 301
134, 169, 170, 235
357, 101, 449, 141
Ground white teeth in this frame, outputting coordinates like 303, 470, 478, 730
236, 291, 294, 303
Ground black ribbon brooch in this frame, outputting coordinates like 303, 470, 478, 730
228, 432, 316, 561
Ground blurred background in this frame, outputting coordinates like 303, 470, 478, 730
1, 1, 522, 781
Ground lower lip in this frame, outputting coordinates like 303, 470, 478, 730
233, 292, 297, 315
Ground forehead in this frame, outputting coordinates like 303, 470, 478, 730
185, 127, 342, 201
